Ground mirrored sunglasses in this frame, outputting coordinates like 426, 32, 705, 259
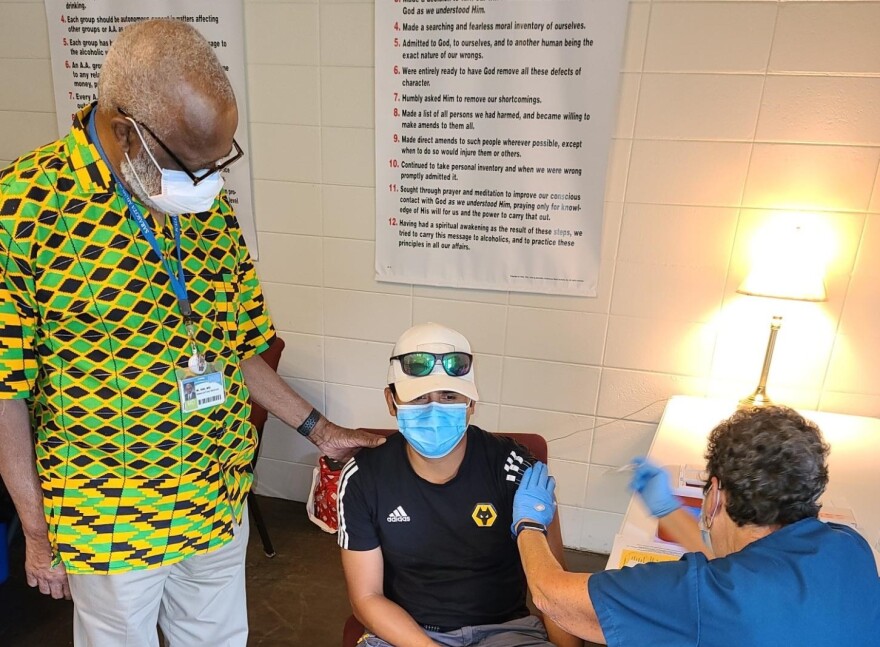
391, 351, 473, 377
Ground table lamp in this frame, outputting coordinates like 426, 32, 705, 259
736, 226, 827, 407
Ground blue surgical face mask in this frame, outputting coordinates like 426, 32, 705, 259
699, 522, 714, 554
699, 483, 722, 555
396, 402, 468, 459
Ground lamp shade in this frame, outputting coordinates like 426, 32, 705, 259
737, 265, 826, 301
737, 226, 827, 302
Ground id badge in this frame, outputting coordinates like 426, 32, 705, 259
176, 361, 226, 413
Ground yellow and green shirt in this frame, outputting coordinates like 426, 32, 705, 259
0, 104, 275, 574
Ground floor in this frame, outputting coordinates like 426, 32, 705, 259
0, 496, 608, 646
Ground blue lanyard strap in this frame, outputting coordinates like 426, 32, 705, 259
87, 111, 192, 318
119, 189, 190, 315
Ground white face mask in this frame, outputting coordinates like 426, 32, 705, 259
125, 118, 224, 215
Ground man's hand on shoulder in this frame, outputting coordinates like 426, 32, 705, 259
24, 535, 70, 600
309, 419, 386, 462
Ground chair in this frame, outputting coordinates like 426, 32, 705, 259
341, 429, 548, 647
247, 335, 286, 558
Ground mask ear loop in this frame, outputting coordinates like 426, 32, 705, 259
123, 150, 155, 200
703, 481, 723, 530
125, 117, 163, 172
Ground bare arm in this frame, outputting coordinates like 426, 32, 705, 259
657, 508, 713, 558
542, 516, 584, 647
340, 547, 439, 647
0, 399, 69, 599
239, 354, 383, 461
518, 529, 605, 644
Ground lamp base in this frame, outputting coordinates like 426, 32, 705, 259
738, 315, 783, 409
738, 390, 774, 408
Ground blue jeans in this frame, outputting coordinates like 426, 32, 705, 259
358, 615, 552, 647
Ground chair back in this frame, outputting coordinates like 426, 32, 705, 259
341, 428, 548, 647
246, 336, 286, 557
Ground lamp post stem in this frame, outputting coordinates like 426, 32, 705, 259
739, 315, 782, 408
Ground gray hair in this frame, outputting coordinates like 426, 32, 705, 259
97, 19, 235, 138
705, 406, 829, 527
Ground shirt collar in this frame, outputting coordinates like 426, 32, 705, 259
63, 102, 116, 196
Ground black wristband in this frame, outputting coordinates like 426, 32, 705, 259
514, 520, 547, 538
296, 408, 321, 437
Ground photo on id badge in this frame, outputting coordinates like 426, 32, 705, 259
177, 362, 226, 413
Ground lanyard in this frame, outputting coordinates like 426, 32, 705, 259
117, 184, 189, 315
87, 111, 205, 370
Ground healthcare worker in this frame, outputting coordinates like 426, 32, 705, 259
510, 406, 880, 646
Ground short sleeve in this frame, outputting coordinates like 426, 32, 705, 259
226, 212, 275, 360
0, 197, 38, 399
588, 556, 700, 647
337, 458, 380, 552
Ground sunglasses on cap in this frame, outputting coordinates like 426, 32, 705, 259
391, 351, 473, 377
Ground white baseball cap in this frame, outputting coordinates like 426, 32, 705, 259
387, 322, 479, 403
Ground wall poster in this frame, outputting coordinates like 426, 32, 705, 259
375, 0, 628, 296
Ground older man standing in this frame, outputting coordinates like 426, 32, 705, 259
0, 19, 381, 646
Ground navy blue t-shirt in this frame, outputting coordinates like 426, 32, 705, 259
337, 426, 535, 629
589, 518, 880, 646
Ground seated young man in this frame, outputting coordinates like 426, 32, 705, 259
337, 323, 581, 647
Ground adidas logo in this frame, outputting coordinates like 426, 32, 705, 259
504, 450, 527, 482
386, 506, 411, 523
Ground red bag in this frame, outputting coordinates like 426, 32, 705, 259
306, 456, 344, 533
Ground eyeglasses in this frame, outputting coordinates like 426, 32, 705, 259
118, 107, 244, 186
391, 351, 473, 377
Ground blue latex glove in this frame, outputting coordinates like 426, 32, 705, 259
629, 456, 680, 518
512, 462, 557, 534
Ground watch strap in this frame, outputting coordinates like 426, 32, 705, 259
296, 408, 321, 437
514, 520, 548, 538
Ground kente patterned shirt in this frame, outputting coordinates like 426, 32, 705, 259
0, 103, 275, 574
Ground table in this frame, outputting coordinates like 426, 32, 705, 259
618, 395, 880, 573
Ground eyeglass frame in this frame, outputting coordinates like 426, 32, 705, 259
390, 351, 474, 377
117, 107, 244, 186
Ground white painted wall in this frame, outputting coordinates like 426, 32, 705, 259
2, 0, 879, 552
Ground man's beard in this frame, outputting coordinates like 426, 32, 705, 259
120, 148, 166, 215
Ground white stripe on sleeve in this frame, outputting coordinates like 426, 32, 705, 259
336, 460, 360, 550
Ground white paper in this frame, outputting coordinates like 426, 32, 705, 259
606, 533, 686, 570
375, 0, 628, 295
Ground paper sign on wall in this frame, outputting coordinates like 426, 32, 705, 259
375, 0, 628, 296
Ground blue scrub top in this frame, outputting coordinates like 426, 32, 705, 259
588, 519, 880, 647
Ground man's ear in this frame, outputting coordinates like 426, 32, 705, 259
384, 387, 397, 417
109, 114, 137, 155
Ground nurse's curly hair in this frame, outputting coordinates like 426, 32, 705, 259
705, 406, 829, 527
